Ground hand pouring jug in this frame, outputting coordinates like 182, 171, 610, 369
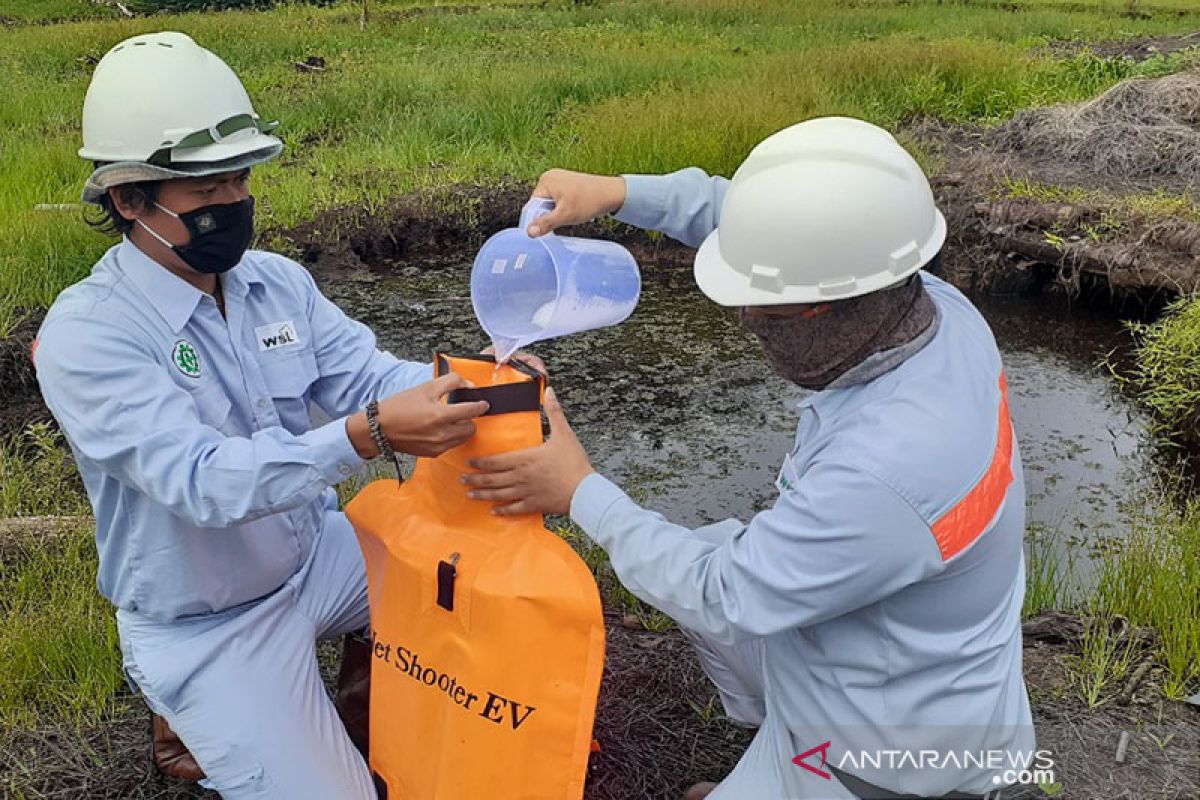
471, 197, 641, 362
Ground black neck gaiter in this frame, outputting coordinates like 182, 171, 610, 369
739, 276, 937, 390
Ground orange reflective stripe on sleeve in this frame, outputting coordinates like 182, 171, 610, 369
930, 374, 1014, 561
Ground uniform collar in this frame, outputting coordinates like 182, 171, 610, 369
221, 258, 259, 301
117, 238, 205, 333
795, 300, 943, 417
117, 238, 262, 332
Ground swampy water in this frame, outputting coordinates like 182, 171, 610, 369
323, 262, 1156, 585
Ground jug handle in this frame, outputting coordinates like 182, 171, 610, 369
519, 196, 556, 236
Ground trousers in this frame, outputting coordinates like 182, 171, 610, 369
682, 628, 849, 800
118, 509, 375, 799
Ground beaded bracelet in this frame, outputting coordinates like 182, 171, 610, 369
366, 399, 404, 486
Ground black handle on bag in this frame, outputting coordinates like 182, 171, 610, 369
436, 354, 544, 417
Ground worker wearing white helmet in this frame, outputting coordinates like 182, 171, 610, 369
466, 118, 1035, 799
35, 32, 501, 798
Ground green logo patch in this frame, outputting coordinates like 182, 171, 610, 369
172, 340, 201, 378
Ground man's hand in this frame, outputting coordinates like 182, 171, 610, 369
347, 373, 490, 459
462, 388, 594, 515
525, 169, 627, 238
481, 345, 547, 376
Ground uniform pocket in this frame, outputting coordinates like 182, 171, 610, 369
258, 347, 320, 434
200, 751, 274, 797
259, 346, 319, 398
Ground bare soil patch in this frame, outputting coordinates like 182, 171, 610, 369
839, 0, 1200, 21
1020, 611, 1200, 800
921, 67, 1200, 298
0, 313, 50, 440
0, 515, 84, 560
1050, 31, 1200, 62
286, 182, 692, 283
0, 615, 749, 800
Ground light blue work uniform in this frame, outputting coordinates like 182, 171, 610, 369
569, 170, 1035, 799
35, 238, 430, 798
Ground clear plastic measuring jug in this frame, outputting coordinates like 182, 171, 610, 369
471, 197, 641, 363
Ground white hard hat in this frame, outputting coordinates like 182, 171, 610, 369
79, 32, 283, 203
694, 117, 946, 306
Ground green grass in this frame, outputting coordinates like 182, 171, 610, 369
1001, 176, 1099, 206
0, 0, 122, 24
1122, 296, 1200, 445
1092, 499, 1200, 699
0, 519, 122, 731
1022, 534, 1074, 619
1069, 613, 1141, 708
129, 0, 282, 11
1022, 480, 1200, 702
0, 426, 114, 731
3, 0, 1200, 332
0, 423, 89, 518
998, 174, 1200, 248
1001, 176, 1200, 223
1124, 190, 1200, 223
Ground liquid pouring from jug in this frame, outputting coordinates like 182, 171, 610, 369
470, 197, 642, 364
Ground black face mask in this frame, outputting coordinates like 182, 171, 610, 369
138, 196, 255, 274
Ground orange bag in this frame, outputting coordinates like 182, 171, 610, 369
346, 354, 606, 800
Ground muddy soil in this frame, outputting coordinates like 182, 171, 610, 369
1050, 30, 1200, 62
0, 314, 48, 440
1018, 611, 1200, 800
3, 611, 1195, 800
0, 614, 748, 800
923, 66, 1200, 298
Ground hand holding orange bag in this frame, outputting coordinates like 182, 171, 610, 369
347, 354, 606, 800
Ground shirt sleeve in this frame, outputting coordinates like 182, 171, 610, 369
291, 260, 432, 416
613, 167, 730, 248
35, 315, 364, 530
570, 464, 944, 644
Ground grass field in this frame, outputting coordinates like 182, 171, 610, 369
3, 0, 1200, 332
